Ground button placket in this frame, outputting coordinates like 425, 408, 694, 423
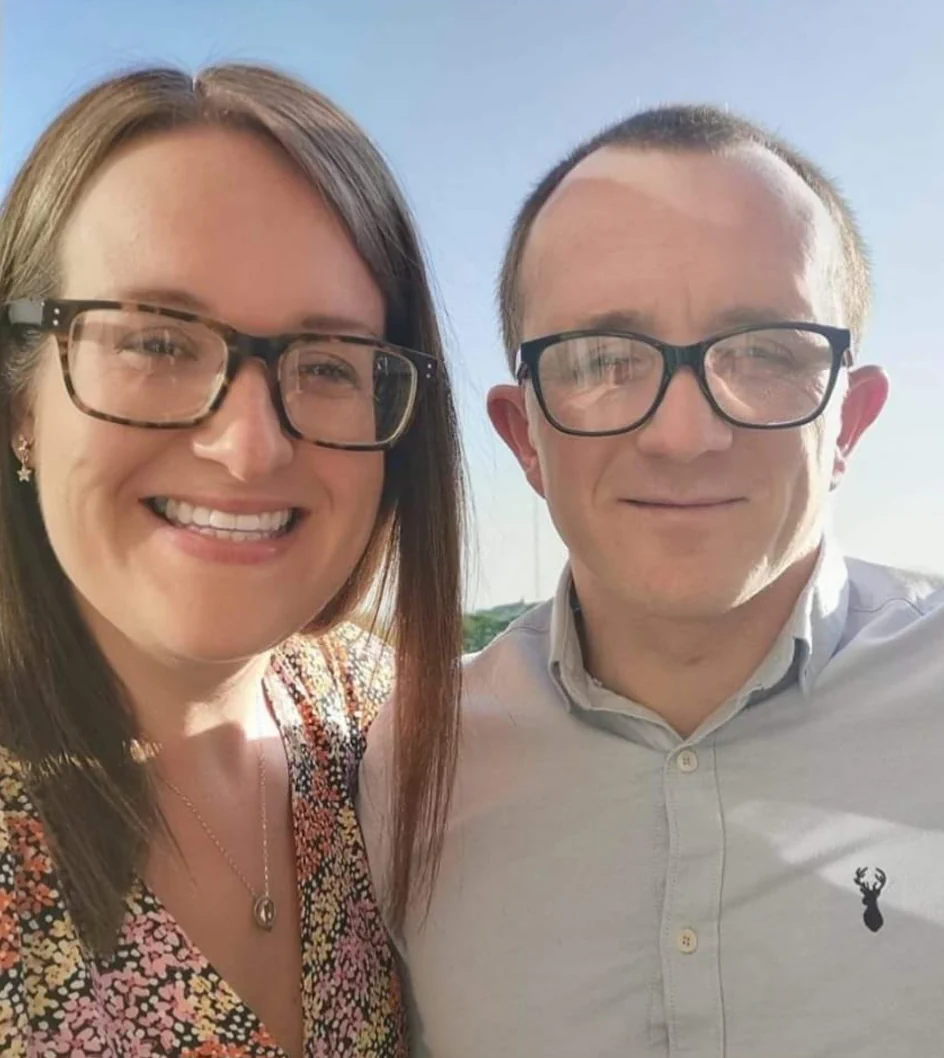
676, 927, 699, 954
661, 741, 725, 1056
677, 749, 699, 773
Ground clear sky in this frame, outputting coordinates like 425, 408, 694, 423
3, 0, 944, 608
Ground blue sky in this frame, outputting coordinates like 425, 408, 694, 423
3, 0, 944, 607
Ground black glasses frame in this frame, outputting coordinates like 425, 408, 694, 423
3, 298, 440, 451
517, 322, 853, 436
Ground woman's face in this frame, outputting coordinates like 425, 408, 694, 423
22, 125, 386, 670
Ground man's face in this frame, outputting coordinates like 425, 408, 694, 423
490, 145, 887, 620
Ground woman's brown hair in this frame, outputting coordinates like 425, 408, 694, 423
0, 64, 464, 950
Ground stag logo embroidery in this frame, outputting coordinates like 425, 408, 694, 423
854, 867, 887, 933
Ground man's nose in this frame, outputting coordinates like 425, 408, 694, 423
634, 368, 734, 462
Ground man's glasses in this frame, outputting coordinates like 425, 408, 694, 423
3, 299, 440, 450
517, 323, 853, 435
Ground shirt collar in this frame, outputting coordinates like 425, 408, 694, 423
795, 534, 850, 692
548, 534, 850, 715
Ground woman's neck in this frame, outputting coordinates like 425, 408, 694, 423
79, 599, 276, 771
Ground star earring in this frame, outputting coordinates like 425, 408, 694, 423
14, 436, 33, 483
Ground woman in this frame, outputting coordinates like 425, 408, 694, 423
0, 64, 463, 1056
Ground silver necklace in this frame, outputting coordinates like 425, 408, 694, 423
164, 741, 276, 931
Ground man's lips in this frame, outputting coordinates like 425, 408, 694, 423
623, 497, 745, 508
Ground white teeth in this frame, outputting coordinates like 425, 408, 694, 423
209, 510, 237, 530
235, 512, 268, 532
151, 498, 294, 540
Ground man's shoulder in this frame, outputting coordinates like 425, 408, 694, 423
830, 556, 944, 661
844, 556, 944, 623
461, 599, 557, 712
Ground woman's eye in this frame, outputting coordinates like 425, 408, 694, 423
298, 358, 360, 387
120, 331, 195, 360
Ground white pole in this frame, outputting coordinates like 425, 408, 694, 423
532, 492, 540, 601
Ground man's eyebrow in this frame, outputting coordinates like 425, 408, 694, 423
112, 288, 381, 337
572, 309, 656, 333
707, 305, 800, 331
569, 306, 803, 337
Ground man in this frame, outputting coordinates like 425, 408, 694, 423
361, 106, 944, 1056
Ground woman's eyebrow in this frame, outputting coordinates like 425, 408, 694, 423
109, 288, 381, 336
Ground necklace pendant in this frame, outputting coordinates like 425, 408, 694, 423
253, 894, 276, 931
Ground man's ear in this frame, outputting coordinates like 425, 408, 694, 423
487, 383, 546, 497
832, 365, 889, 488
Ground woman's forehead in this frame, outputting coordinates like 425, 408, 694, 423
57, 126, 386, 337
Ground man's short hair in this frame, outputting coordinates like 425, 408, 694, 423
498, 104, 870, 369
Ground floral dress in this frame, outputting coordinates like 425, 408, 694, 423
0, 626, 406, 1056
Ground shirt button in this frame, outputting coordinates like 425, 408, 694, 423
676, 928, 699, 954
677, 749, 699, 773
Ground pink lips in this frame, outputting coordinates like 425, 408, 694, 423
144, 499, 303, 566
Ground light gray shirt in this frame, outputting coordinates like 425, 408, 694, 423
360, 542, 944, 1057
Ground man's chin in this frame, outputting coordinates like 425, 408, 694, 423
587, 561, 761, 622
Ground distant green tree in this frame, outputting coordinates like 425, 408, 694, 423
462, 602, 533, 652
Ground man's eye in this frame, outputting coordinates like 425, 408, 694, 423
590, 354, 646, 375
737, 345, 801, 370
743, 344, 787, 359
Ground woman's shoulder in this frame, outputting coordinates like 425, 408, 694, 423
0, 747, 40, 837
0, 746, 54, 1045
0, 749, 21, 867
272, 622, 394, 742
0, 747, 54, 888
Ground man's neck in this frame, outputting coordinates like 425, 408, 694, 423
572, 551, 819, 738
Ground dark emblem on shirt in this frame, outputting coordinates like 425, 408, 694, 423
854, 867, 887, 933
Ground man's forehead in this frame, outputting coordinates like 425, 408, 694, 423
544, 142, 829, 228
534, 144, 840, 264
519, 142, 845, 328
